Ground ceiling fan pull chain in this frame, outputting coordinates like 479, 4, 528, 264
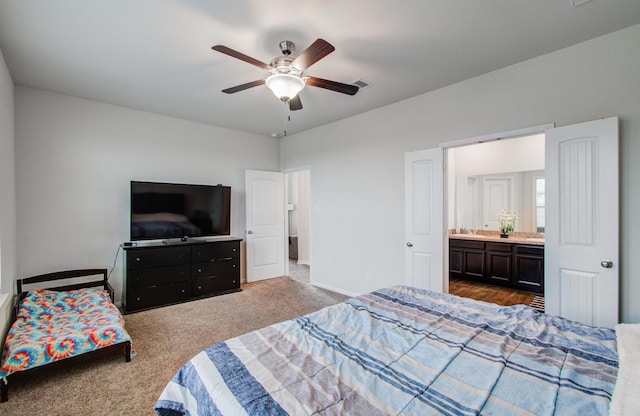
282, 101, 288, 137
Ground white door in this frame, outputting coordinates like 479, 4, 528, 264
245, 170, 286, 282
405, 148, 444, 292
545, 117, 619, 328
482, 176, 513, 230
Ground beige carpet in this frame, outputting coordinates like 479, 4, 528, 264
1, 277, 348, 416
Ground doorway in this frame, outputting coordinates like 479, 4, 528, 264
285, 169, 310, 283
445, 130, 546, 307
406, 118, 619, 326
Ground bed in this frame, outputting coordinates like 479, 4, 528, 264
155, 285, 620, 415
0, 269, 134, 402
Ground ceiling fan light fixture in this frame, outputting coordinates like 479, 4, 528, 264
265, 74, 305, 101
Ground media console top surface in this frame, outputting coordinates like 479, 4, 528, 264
121, 236, 242, 249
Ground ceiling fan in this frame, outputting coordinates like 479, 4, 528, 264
212, 39, 359, 111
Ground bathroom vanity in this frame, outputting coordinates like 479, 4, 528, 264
449, 234, 544, 294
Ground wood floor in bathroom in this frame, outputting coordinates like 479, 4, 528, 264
449, 278, 537, 307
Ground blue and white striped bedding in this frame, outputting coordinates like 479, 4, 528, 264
155, 286, 618, 415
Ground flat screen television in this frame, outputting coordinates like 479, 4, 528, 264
130, 181, 231, 241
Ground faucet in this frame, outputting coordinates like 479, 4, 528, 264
458, 226, 476, 235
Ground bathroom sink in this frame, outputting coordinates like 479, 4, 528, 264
451, 234, 485, 238
526, 237, 545, 242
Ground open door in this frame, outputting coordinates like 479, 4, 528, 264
245, 170, 286, 282
545, 117, 619, 328
405, 148, 445, 292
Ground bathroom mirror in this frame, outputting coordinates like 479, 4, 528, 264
455, 170, 544, 233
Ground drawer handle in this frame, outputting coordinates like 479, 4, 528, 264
232, 248, 237, 252
136, 297, 141, 301
181, 289, 186, 293
198, 268, 202, 273
136, 257, 141, 262
232, 264, 236, 268
198, 286, 202, 290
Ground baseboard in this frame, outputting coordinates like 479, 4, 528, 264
310, 281, 360, 298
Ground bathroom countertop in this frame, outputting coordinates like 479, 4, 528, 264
448, 233, 545, 246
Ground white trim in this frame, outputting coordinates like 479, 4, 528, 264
282, 165, 312, 174
0, 292, 12, 341
311, 281, 360, 298
440, 123, 554, 149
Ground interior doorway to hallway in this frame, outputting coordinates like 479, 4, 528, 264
285, 169, 311, 283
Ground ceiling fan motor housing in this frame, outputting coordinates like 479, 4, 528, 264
279, 40, 295, 56
269, 56, 303, 77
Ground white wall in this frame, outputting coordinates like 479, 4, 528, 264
0, 48, 16, 335
15, 87, 280, 302
281, 24, 640, 322
452, 134, 545, 177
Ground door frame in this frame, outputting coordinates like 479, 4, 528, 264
440, 123, 553, 291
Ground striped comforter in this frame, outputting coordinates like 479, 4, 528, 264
155, 286, 618, 415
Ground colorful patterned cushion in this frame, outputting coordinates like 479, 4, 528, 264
0, 288, 134, 379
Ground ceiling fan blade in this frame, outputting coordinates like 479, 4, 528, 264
306, 77, 359, 96
221, 79, 265, 94
289, 95, 303, 111
212, 45, 270, 70
291, 39, 335, 70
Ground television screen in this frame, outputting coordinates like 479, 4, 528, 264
130, 181, 231, 241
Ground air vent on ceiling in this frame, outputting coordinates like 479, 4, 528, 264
351, 79, 372, 91
571, 0, 593, 7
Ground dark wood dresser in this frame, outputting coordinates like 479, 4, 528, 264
122, 238, 242, 313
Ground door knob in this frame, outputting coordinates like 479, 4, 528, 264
247, 230, 253, 234
600, 260, 613, 268
406, 242, 413, 247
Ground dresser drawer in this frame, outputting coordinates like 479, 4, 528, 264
127, 264, 190, 290
192, 274, 240, 297
486, 243, 512, 253
192, 258, 239, 278
515, 245, 544, 256
449, 239, 485, 250
127, 246, 190, 269
126, 281, 190, 312
191, 241, 240, 262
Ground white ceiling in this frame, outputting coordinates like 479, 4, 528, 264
1, 0, 639, 137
